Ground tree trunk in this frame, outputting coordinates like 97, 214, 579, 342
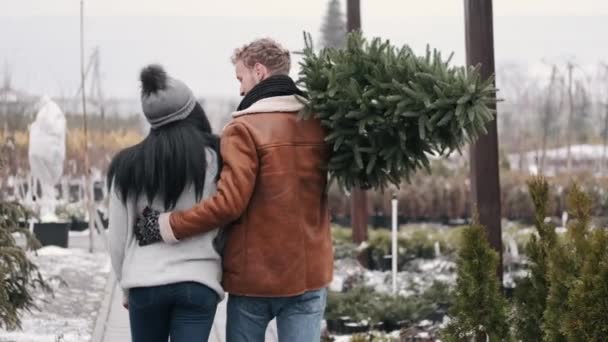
346, 0, 368, 260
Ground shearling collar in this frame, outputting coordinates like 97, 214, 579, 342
232, 95, 307, 117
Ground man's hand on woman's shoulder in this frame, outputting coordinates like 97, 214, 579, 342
134, 206, 163, 246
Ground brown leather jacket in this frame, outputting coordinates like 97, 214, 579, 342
164, 95, 333, 297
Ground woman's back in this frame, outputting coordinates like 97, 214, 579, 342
107, 147, 223, 300
105, 64, 223, 342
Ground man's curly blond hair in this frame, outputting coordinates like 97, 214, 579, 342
231, 38, 291, 75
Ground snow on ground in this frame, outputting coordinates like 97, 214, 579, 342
0, 246, 110, 342
331, 257, 456, 296
331, 330, 402, 341
67, 230, 96, 238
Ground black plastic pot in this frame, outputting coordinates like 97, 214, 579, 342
381, 254, 393, 271
326, 316, 355, 335
381, 319, 410, 332
372, 321, 385, 332
33, 222, 70, 248
381, 320, 401, 332
503, 286, 515, 299
343, 321, 369, 334
325, 319, 343, 334
372, 215, 390, 228
70, 219, 89, 231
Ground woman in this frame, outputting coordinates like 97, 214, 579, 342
107, 64, 222, 342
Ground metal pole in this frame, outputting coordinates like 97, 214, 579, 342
391, 193, 398, 294
464, 0, 502, 283
80, 0, 95, 253
92, 48, 107, 171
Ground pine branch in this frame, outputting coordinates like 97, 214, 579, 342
0, 140, 49, 330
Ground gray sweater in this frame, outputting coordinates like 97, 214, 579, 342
107, 148, 223, 302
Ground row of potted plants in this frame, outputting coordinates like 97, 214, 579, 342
325, 282, 452, 335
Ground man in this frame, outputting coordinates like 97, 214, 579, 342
135, 38, 333, 342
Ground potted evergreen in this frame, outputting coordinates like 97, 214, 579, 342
442, 215, 509, 342
0, 142, 49, 330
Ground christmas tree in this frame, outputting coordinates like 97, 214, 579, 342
443, 214, 509, 342
542, 184, 589, 342
513, 176, 557, 341
565, 226, 608, 340
543, 183, 608, 341
298, 32, 498, 190
510, 180, 608, 341
320, 0, 347, 49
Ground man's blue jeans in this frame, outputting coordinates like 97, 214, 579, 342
226, 288, 327, 342
128, 282, 218, 342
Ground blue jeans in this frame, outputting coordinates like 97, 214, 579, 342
226, 288, 327, 342
128, 282, 218, 342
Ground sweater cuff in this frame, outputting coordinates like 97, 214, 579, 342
122, 288, 129, 306
159, 213, 179, 244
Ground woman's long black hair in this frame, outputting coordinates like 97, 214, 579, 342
107, 67, 221, 210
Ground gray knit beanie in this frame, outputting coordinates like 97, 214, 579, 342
140, 65, 196, 129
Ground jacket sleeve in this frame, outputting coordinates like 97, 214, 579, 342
162, 121, 259, 241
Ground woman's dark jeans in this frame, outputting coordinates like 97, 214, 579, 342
128, 282, 218, 342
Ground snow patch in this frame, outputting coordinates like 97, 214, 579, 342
35, 246, 74, 256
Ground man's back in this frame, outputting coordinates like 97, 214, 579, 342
222, 111, 333, 296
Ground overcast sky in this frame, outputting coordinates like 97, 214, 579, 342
2, 0, 607, 101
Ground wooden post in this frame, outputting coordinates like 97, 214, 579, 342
346, 0, 368, 268
346, 0, 361, 33
464, 0, 502, 283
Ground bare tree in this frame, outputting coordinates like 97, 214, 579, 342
563, 62, 592, 173
496, 63, 536, 171
538, 65, 563, 175
572, 80, 591, 144
566, 63, 574, 173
